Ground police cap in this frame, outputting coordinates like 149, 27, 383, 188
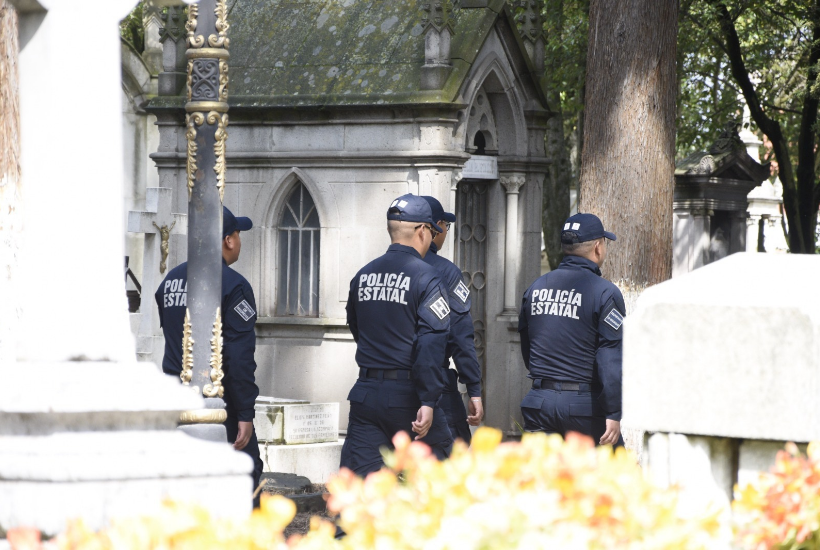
421, 196, 456, 224
561, 212, 616, 243
223, 206, 253, 238
387, 194, 444, 233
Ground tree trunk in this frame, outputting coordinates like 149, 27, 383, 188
579, 0, 678, 289
0, 0, 21, 364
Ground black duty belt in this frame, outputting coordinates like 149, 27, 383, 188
360, 368, 413, 381
532, 379, 599, 392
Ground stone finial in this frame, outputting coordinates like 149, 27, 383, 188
421, 1, 455, 90
708, 120, 744, 155
159, 6, 186, 44
157, 6, 188, 95
422, 1, 456, 34
512, 0, 545, 72
512, 0, 545, 43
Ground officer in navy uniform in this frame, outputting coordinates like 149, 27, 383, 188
155, 206, 265, 506
420, 196, 484, 444
341, 194, 454, 477
518, 213, 625, 447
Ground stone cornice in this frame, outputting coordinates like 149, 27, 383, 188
151, 150, 471, 169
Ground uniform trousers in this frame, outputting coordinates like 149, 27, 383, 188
225, 413, 264, 508
439, 369, 472, 444
520, 385, 624, 447
341, 376, 453, 477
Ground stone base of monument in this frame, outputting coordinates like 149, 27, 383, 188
259, 440, 344, 484
254, 397, 343, 483
0, 363, 253, 535
624, 253, 820, 547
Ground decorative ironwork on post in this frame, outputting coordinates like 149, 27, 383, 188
179, 0, 230, 438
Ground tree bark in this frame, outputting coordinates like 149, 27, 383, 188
710, 0, 819, 254
578, 0, 678, 287
0, 0, 21, 364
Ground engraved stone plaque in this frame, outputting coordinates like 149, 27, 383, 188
283, 403, 339, 445
462, 155, 498, 179
254, 397, 338, 445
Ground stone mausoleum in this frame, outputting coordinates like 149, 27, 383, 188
129, 0, 552, 435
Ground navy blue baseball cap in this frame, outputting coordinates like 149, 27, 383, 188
561, 213, 616, 243
386, 194, 444, 233
421, 196, 456, 224
223, 206, 253, 238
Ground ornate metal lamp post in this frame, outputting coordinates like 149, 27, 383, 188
177, 0, 231, 439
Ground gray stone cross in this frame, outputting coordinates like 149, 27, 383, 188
128, 187, 187, 361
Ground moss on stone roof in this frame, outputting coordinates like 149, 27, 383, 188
216, 0, 514, 107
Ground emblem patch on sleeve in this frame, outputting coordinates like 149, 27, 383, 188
604, 308, 624, 330
429, 296, 451, 320
452, 280, 470, 303
234, 299, 256, 321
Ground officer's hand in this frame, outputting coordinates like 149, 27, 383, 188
467, 398, 484, 426
600, 419, 621, 446
411, 406, 434, 440
234, 421, 253, 451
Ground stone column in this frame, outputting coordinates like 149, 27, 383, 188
746, 214, 761, 253
448, 169, 462, 255
500, 175, 525, 314
179, 0, 231, 440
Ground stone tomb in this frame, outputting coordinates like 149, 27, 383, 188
254, 397, 342, 483
623, 253, 820, 534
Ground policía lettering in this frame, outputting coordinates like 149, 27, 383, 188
163, 278, 187, 307
357, 272, 410, 304
530, 288, 581, 319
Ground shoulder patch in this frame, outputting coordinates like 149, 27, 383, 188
452, 280, 470, 304
604, 308, 624, 331
429, 296, 451, 320
234, 299, 256, 321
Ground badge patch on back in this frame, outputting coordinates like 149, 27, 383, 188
452, 280, 470, 303
234, 299, 256, 321
604, 308, 624, 330
429, 296, 450, 320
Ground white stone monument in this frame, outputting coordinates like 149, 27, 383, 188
1, 0, 251, 534
254, 396, 342, 483
624, 253, 820, 531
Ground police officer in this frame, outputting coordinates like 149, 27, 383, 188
155, 206, 264, 505
420, 196, 484, 444
341, 194, 454, 477
518, 213, 625, 446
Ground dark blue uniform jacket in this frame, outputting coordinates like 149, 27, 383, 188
155, 260, 260, 422
346, 243, 450, 408
518, 255, 625, 421
422, 243, 482, 398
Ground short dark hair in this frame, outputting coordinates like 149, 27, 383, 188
561, 231, 581, 245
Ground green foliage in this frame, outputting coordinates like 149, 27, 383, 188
677, 0, 814, 166
543, 0, 589, 181
120, 1, 146, 54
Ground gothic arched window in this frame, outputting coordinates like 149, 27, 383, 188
277, 183, 320, 316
